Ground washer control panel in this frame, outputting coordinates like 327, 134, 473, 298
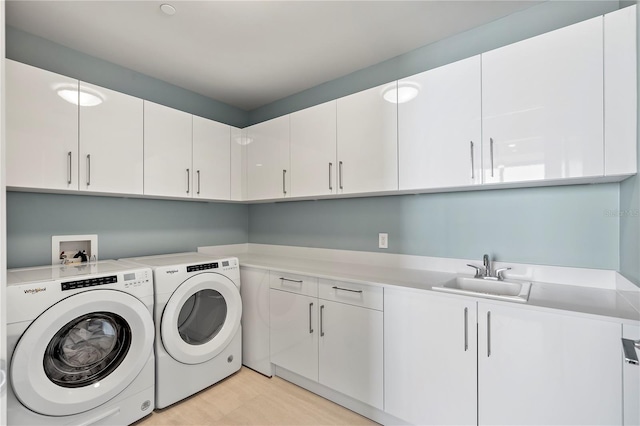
187, 262, 218, 272
61, 275, 117, 291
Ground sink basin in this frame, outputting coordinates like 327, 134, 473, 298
433, 276, 532, 303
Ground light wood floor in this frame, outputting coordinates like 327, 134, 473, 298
134, 367, 378, 425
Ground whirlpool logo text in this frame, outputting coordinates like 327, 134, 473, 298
24, 287, 46, 294
166, 269, 179, 274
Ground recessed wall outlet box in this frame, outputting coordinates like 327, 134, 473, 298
52, 234, 98, 265
379, 233, 388, 249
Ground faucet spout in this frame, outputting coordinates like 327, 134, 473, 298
483, 254, 491, 277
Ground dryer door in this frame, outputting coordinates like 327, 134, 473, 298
10, 289, 154, 416
161, 273, 241, 364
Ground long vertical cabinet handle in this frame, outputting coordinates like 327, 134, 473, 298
470, 141, 475, 180
487, 311, 492, 357
309, 303, 314, 334
339, 161, 343, 190
282, 170, 287, 195
329, 163, 333, 191
320, 305, 325, 337
464, 307, 469, 351
186, 169, 190, 194
67, 151, 72, 184
86, 154, 91, 186
490, 138, 495, 178
197, 170, 201, 195
622, 338, 640, 365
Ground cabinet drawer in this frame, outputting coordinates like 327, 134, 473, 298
319, 279, 383, 311
269, 271, 318, 297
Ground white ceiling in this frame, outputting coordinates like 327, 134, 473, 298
6, 1, 541, 111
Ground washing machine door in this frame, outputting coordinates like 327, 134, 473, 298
161, 272, 241, 364
10, 289, 154, 416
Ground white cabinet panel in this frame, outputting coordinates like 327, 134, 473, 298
478, 303, 622, 425
6, 60, 78, 190
604, 5, 637, 176
482, 17, 604, 183
143, 101, 193, 198
269, 289, 318, 381
399, 56, 482, 190
240, 267, 272, 377
79, 83, 143, 195
623, 323, 640, 426
192, 116, 230, 200
318, 300, 383, 409
337, 83, 398, 194
290, 101, 337, 197
385, 288, 477, 425
247, 116, 290, 200
230, 127, 247, 201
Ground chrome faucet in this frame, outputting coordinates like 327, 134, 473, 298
467, 254, 511, 280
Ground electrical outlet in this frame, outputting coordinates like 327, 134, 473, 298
378, 233, 388, 249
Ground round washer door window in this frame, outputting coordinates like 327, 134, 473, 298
10, 290, 154, 417
161, 273, 241, 364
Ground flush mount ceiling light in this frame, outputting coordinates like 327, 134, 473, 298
56, 88, 103, 107
382, 83, 420, 104
160, 3, 176, 16
234, 136, 253, 146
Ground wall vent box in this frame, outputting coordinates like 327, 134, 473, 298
52, 234, 98, 265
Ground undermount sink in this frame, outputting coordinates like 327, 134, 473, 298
433, 276, 532, 303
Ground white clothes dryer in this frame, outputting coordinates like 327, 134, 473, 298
6, 261, 155, 425
119, 253, 242, 409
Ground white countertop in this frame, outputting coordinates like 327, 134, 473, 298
228, 252, 640, 325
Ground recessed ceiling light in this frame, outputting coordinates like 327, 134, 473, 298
57, 89, 103, 107
383, 83, 420, 104
160, 4, 176, 16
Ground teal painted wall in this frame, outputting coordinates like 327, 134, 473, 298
6, 26, 249, 128
6, 192, 249, 269
249, 1, 620, 125
249, 185, 620, 270
619, 3, 640, 286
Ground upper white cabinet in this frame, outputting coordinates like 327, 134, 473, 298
79, 82, 143, 195
399, 56, 482, 190
290, 101, 337, 197
143, 101, 193, 198
385, 288, 477, 425
192, 116, 231, 200
337, 83, 398, 194
230, 127, 247, 201
247, 116, 290, 200
477, 302, 622, 425
482, 16, 604, 184
604, 5, 637, 176
6, 60, 79, 190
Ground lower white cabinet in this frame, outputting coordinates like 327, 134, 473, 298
269, 273, 384, 409
478, 302, 622, 425
623, 323, 640, 425
386, 286, 623, 425
239, 267, 272, 376
385, 288, 477, 425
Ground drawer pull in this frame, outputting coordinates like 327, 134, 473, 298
332, 286, 362, 294
280, 277, 303, 284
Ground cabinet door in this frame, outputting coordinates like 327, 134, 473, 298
399, 56, 482, 190
290, 101, 337, 197
269, 289, 317, 381
385, 288, 477, 425
143, 101, 193, 197
482, 17, 604, 183
318, 300, 383, 409
478, 303, 622, 425
193, 116, 230, 200
604, 5, 637, 176
79, 82, 143, 195
337, 83, 397, 194
230, 127, 247, 201
247, 116, 290, 200
623, 323, 640, 426
6, 60, 78, 190
239, 267, 272, 377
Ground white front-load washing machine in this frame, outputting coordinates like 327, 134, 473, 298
119, 253, 242, 409
6, 261, 155, 425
